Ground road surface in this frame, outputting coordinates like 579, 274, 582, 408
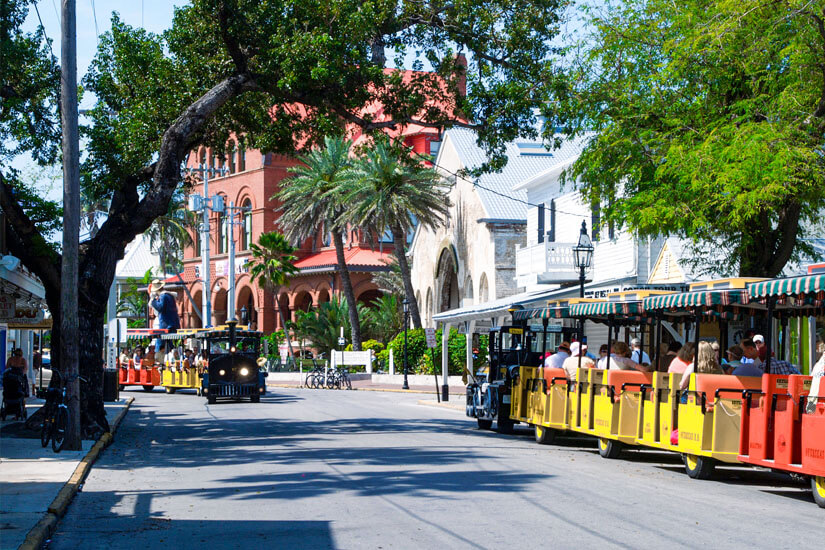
49, 388, 823, 549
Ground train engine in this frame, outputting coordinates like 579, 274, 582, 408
202, 321, 267, 404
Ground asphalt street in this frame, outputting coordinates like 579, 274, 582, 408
48, 388, 822, 549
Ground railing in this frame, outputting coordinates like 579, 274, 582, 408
515, 241, 581, 285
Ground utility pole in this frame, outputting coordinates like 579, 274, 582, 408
225, 202, 250, 323
186, 165, 226, 328
60, 0, 81, 450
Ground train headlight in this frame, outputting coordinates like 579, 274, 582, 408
219, 369, 226, 376
240, 367, 249, 377
230, 346, 236, 353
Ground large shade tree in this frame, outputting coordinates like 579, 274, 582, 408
556, 0, 825, 277
275, 136, 364, 350
1, 0, 572, 432
346, 137, 451, 328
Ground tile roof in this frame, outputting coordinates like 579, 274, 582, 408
294, 247, 395, 272
445, 128, 593, 221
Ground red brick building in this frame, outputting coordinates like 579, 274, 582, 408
175, 82, 446, 332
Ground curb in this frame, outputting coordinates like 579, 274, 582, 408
268, 383, 464, 396
417, 399, 465, 411
18, 397, 134, 550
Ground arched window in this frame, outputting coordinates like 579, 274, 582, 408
228, 142, 237, 173
198, 147, 206, 166
212, 151, 222, 172
238, 148, 246, 172
241, 199, 252, 250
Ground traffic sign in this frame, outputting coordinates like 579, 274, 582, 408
425, 328, 436, 349
338, 336, 346, 347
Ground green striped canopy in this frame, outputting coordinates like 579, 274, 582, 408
748, 275, 825, 298
569, 301, 643, 317
512, 307, 570, 321
642, 289, 748, 311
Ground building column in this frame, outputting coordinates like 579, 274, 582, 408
441, 322, 451, 401
465, 320, 475, 384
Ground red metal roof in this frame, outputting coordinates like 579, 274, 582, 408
163, 273, 185, 284
294, 247, 395, 271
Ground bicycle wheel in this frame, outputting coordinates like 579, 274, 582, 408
40, 411, 52, 448
51, 406, 69, 453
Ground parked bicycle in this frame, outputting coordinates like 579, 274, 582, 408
40, 370, 86, 453
305, 363, 352, 390
304, 360, 326, 388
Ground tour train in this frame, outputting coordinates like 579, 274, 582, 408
118, 321, 267, 403
466, 275, 825, 507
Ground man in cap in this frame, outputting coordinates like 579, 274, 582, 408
544, 341, 571, 369
148, 279, 180, 350
753, 334, 768, 361
630, 337, 651, 366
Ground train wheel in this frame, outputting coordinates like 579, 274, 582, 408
207, 394, 216, 405
683, 454, 715, 479
812, 476, 825, 508
118, 385, 125, 391
165, 387, 177, 394
598, 438, 623, 459
477, 418, 493, 430
496, 418, 515, 434
142, 385, 154, 392
251, 393, 260, 403
535, 425, 556, 445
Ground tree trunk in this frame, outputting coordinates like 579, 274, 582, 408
273, 285, 296, 359
332, 231, 362, 350
392, 223, 422, 329
77, 303, 110, 437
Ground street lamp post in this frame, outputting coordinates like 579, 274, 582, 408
240, 305, 248, 326
573, 220, 594, 298
402, 298, 410, 390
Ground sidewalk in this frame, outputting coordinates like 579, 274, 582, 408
0, 397, 132, 550
268, 378, 467, 395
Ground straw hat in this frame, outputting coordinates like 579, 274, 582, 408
150, 279, 166, 293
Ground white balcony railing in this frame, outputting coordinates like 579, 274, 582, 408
515, 241, 582, 286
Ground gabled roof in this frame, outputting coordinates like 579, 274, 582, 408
444, 128, 592, 222
116, 234, 161, 280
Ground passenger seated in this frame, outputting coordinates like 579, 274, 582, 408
596, 342, 646, 371
544, 342, 571, 369
658, 341, 682, 372
562, 342, 595, 382
667, 342, 695, 375
679, 341, 725, 390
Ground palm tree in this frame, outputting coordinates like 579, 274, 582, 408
246, 232, 299, 358
345, 137, 451, 329
364, 294, 403, 343
275, 135, 364, 351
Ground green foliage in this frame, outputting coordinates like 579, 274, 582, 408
246, 232, 298, 292
386, 327, 489, 376
361, 339, 385, 354
557, 0, 825, 277
262, 330, 285, 360
361, 294, 403, 344
292, 296, 357, 357
387, 328, 429, 373
146, 190, 196, 274
117, 269, 154, 319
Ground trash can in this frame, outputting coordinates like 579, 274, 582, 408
103, 368, 119, 402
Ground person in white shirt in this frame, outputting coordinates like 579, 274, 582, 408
562, 342, 595, 382
596, 341, 648, 371
630, 338, 651, 366
544, 342, 571, 369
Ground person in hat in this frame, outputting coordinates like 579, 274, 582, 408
753, 334, 768, 361
562, 341, 595, 382
149, 279, 180, 350
630, 337, 651, 366
544, 341, 571, 369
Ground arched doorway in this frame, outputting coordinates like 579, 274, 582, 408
436, 248, 459, 313
277, 292, 291, 329
190, 290, 203, 328
478, 273, 489, 303
464, 275, 474, 307
293, 291, 313, 314
425, 288, 433, 327
237, 286, 256, 327
357, 289, 382, 307
213, 287, 228, 325
317, 288, 331, 305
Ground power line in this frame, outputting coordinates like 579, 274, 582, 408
49, 0, 60, 23
90, 0, 99, 42
408, 147, 589, 219
32, 2, 56, 59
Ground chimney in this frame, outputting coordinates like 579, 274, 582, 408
453, 54, 467, 97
